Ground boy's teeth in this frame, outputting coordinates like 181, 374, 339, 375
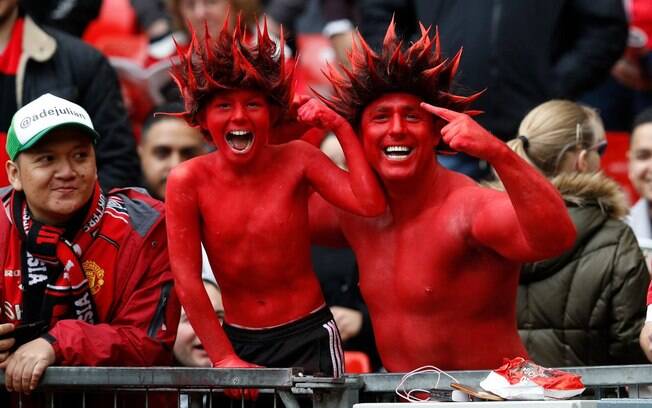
226, 130, 253, 151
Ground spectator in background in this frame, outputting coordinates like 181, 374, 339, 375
138, 102, 211, 201
0, 0, 142, 190
0, 94, 178, 396
173, 279, 225, 408
623, 105, 652, 364
174, 280, 224, 367
627, 108, 652, 241
359, 0, 628, 179
137, 103, 215, 283
511, 100, 649, 366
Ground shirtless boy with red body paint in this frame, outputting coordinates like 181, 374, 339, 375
165, 19, 385, 392
310, 22, 577, 372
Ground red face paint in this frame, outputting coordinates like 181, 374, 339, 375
165, 13, 391, 389
203, 89, 271, 165
311, 19, 577, 373
169, 16, 293, 130
360, 93, 437, 181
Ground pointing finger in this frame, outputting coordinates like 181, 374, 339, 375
465, 109, 484, 117
420, 103, 463, 122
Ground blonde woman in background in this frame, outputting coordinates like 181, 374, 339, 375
507, 100, 650, 366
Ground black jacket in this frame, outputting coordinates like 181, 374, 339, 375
18, 16, 141, 190
518, 173, 649, 366
359, 0, 628, 140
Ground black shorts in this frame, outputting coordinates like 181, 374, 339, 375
223, 307, 344, 377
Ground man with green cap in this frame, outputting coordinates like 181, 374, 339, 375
0, 93, 179, 395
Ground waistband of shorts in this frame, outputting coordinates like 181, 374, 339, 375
223, 306, 333, 343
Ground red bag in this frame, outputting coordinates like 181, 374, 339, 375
480, 357, 585, 400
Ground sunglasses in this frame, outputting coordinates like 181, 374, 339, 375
587, 140, 608, 157
575, 123, 607, 157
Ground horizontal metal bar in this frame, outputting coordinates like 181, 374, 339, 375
294, 376, 363, 390
0, 367, 299, 389
359, 365, 652, 392
359, 370, 489, 392
562, 365, 652, 387
0, 364, 648, 393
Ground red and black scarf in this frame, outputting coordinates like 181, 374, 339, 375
7, 183, 105, 329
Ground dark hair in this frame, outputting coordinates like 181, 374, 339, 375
141, 102, 186, 141
633, 107, 652, 131
318, 19, 482, 130
169, 16, 294, 128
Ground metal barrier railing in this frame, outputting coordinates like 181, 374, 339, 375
0, 365, 650, 407
357, 365, 652, 402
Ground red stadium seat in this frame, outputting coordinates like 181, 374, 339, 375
83, 0, 139, 45
344, 351, 372, 374
602, 131, 637, 204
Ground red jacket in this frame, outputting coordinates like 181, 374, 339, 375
0, 187, 179, 366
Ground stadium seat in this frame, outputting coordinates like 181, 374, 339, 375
344, 351, 372, 374
602, 131, 637, 203
83, 0, 138, 45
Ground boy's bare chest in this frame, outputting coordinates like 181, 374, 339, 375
196, 178, 308, 241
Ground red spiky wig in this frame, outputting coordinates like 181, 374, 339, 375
170, 16, 294, 127
319, 19, 483, 130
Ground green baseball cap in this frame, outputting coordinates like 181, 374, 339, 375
6, 93, 99, 160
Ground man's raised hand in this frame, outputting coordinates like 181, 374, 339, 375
421, 103, 504, 161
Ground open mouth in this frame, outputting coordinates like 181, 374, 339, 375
383, 145, 413, 161
225, 130, 254, 153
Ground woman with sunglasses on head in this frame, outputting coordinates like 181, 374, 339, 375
503, 99, 650, 367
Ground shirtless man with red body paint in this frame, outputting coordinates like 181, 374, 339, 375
164, 19, 385, 396
310, 22, 577, 372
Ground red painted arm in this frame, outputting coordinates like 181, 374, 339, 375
298, 99, 386, 217
165, 165, 257, 369
423, 103, 576, 261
